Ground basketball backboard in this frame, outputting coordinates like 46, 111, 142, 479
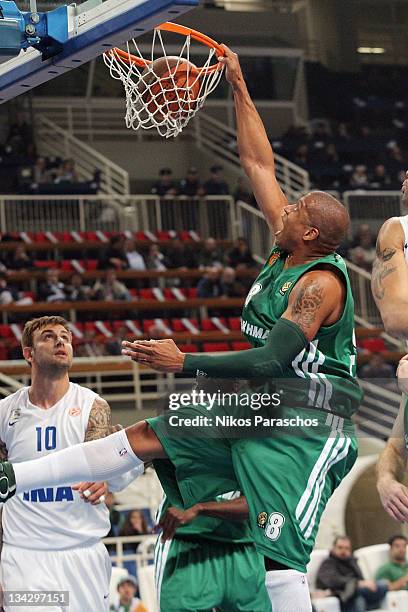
0, 0, 199, 103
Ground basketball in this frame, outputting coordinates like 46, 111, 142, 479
142, 56, 201, 120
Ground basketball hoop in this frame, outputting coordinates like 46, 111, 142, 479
103, 22, 225, 139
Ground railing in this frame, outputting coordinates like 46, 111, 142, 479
36, 116, 130, 195
357, 380, 401, 440
0, 194, 235, 238
343, 191, 403, 234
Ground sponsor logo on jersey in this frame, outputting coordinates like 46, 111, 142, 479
279, 281, 293, 295
257, 511, 268, 529
8, 407, 21, 427
119, 447, 128, 457
23, 486, 74, 503
244, 282, 262, 308
68, 407, 81, 417
241, 319, 269, 341
268, 252, 280, 266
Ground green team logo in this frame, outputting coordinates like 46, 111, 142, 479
257, 511, 268, 528
244, 282, 262, 308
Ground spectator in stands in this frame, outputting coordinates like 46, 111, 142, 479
220, 267, 247, 298
359, 353, 395, 379
370, 164, 392, 190
6, 112, 32, 155
316, 535, 388, 612
31, 156, 51, 186
119, 509, 150, 553
76, 329, 106, 357
54, 158, 79, 184
386, 143, 406, 176
151, 168, 178, 197
348, 224, 376, 271
101, 235, 129, 270
123, 239, 146, 271
65, 273, 91, 301
197, 266, 222, 298
203, 165, 229, 196
349, 165, 370, 189
110, 576, 147, 612
91, 268, 131, 301
0, 273, 20, 305
233, 176, 255, 206
165, 237, 196, 269
145, 243, 166, 271
179, 166, 204, 197
106, 326, 128, 356
376, 535, 408, 591
227, 237, 257, 270
197, 237, 224, 269
293, 144, 310, 170
6, 244, 34, 271
37, 268, 67, 302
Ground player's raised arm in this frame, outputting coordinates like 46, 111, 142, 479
160, 496, 249, 541
377, 398, 408, 522
219, 46, 289, 234
371, 217, 408, 337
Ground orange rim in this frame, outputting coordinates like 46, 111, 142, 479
106, 21, 225, 73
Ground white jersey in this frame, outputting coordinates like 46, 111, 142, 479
0, 382, 110, 550
399, 215, 408, 265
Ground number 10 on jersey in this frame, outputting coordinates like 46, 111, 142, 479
36, 426, 57, 451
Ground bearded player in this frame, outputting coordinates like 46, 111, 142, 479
374, 171, 408, 522
0, 317, 142, 612
0, 49, 362, 612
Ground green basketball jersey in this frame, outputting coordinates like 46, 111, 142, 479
240, 247, 362, 419
156, 480, 252, 544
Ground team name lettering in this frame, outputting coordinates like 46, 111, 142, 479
241, 319, 269, 340
23, 487, 74, 502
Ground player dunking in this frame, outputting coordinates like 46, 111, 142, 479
0, 49, 362, 612
374, 171, 408, 522
0, 317, 142, 612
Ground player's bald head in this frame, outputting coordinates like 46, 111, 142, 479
302, 191, 349, 253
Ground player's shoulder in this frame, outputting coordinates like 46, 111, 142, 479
0, 386, 28, 412
378, 216, 405, 242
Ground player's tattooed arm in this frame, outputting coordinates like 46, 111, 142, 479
371, 217, 408, 336
84, 397, 112, 441
283, 270, 344, 341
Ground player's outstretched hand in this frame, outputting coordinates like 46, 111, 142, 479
377, 477, 408, 522
72, 481, 108, 505
397, 354, 408, 395
121, 338, 185, 373
218, 45, 244, 88
159, 505, 200, 541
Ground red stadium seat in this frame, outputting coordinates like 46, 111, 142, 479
0, 324, 13, 338
227, 317, 241, 331
201, 318, 227, 332
143, 319, 170, 333
187, 288, 198, 298
171, 318, 199, 332
360, 338, 386, 352
54, 232, 74, 242
34, 260, 58, 269
139, 289, 155, 300
178, 343, 198, 353
60, 260, 73, 271
85, 259, 99, 270
202, 342, 230, 352
231, 341, 251, 351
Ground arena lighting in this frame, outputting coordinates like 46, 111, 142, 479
357, 47, 386, 54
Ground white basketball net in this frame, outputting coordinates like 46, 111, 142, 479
103, 29, 224, 139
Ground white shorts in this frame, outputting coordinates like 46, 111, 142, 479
1, 540, 111, 612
